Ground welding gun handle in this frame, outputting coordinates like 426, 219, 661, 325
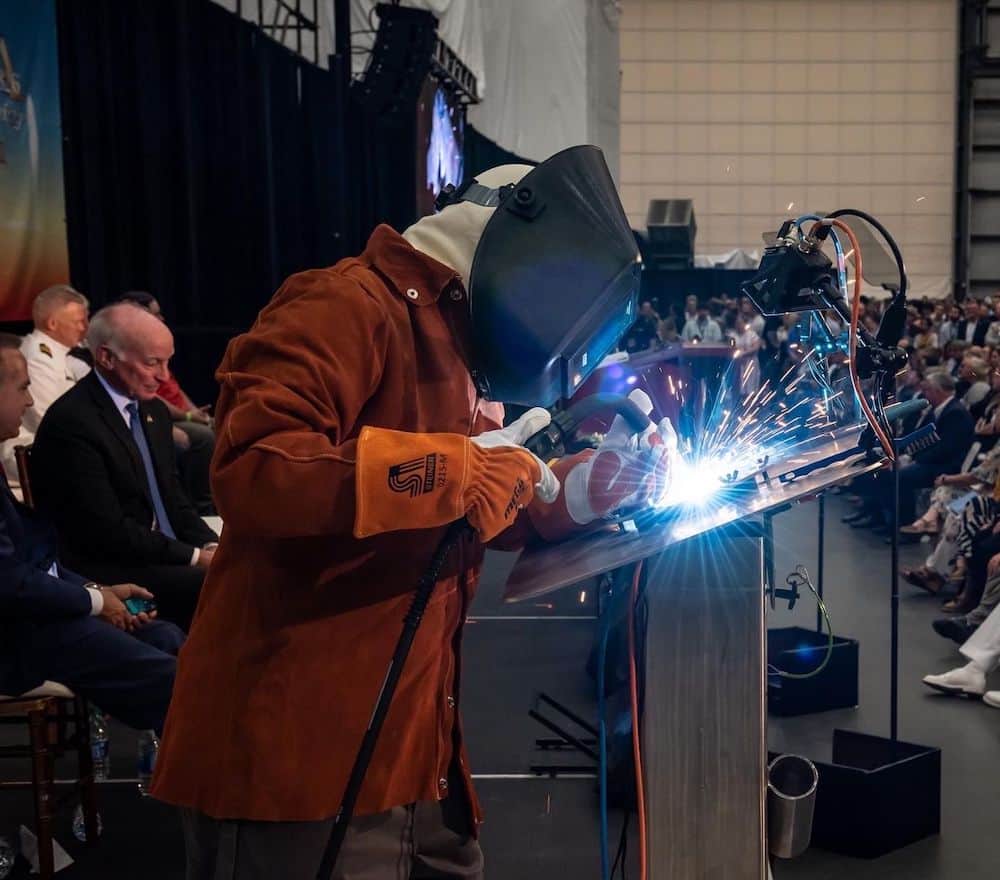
524, 421, 565, 460
522, 394, 655, 462
567, 393, 653, 435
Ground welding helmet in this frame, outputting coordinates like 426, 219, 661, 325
435, 145, 641, 408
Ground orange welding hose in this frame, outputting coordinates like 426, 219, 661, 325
628, 560, 648, 880
812, 218, 896, 461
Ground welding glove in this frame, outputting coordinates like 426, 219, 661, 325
562, 389, 677, 525
354, 409, 559, 542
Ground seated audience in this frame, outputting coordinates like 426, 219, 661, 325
846, 371, 974, 533
895, 372, 976, 526
681, 300, 723, 342
973, 369, 1000, 453
938, 304, 960, 346
959, 356, 991, 415
682, 293, 699, 326
901, 444, 1000, 589
0, 285, 90, 487
922, 599, 1000, 709
739, 295, 765, 336
911, 318, 939, 350
622, 299, 660, 354
730, 315, 761, 396
31, 304, 218, 631
656, 315, 679, 345
956, 301, 991, 347
0, 333, 182, 733
943, 339, 970, 375
118, 291, 216, 515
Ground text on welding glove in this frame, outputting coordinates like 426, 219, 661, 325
562, 389, 676, 525
353, 411, 559, 543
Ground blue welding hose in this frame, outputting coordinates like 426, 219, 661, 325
597, 589, 612, 880
795, 212, 848, 302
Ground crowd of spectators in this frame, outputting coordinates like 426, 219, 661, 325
621, 291, 842, 387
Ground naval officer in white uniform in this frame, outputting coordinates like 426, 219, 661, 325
1, 285, 90, 488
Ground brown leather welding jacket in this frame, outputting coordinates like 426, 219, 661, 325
150, 225, 580, 827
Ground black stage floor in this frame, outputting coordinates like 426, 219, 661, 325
2, 494, 998, 878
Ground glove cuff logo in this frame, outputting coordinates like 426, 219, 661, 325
388, 454, 447, 496
503, 478, 528, 520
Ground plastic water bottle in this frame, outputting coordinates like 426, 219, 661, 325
89, 707, 110, 781
137, 730, 159, 796
71, 804, 103, 843
0, 835, 15, 879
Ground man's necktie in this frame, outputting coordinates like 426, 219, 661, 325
126, 402, 176, 539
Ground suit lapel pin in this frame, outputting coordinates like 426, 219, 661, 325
146, 415, 153, 424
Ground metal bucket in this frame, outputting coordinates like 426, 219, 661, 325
767, 754, 818, 859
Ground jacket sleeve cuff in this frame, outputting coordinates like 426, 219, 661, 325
190, 547, 200, 567
86, 586, 104, 616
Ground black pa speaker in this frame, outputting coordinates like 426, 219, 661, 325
645, 198, 696, 269
354, 4, 438, 118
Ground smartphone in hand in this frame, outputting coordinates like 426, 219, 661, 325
124, 597, 158, 616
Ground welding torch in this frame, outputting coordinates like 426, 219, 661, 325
522, 392, 655, 460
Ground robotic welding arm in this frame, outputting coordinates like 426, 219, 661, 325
740, 210, 909, 459
739, 214, 908, 382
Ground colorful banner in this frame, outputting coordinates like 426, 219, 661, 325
0, 0, 69, 320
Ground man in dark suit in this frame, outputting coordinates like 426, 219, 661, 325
891, 371, 974, 528
954, 301, 992, 347
845, 371, 975, 533
0, 333, 182, 731
32, 304, 218, 630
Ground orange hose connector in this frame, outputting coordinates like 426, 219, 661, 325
811, 217, 896, 461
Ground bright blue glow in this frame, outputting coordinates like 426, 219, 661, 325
792, 643, 821, 663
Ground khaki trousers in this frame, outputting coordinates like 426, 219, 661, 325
181, 794, 484, 880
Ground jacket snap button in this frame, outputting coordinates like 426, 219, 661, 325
438, 777, 448, 789
449, 289, 463, 301
405, 288, 419, 300
447, 696, 456, 708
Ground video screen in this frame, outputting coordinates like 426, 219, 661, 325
416, 78, 464, 216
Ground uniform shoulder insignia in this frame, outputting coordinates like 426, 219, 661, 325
38, 342, 52, 358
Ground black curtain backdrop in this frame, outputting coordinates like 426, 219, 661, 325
463, 124, 535, 177
345, 104, 418, 250
55, 0, 346, 404
50, 2, 525, 405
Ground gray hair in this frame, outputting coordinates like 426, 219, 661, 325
923, 370, 956, 394
32, 285, 89, 328
964, 356, 990, 381
85, 302, 147, 357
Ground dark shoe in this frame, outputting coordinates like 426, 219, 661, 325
842, 511, 870, 524
903, 567, 944, 594
942, 591, 976, 614
932, 618, 977, 645
849, 515, 882, 529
